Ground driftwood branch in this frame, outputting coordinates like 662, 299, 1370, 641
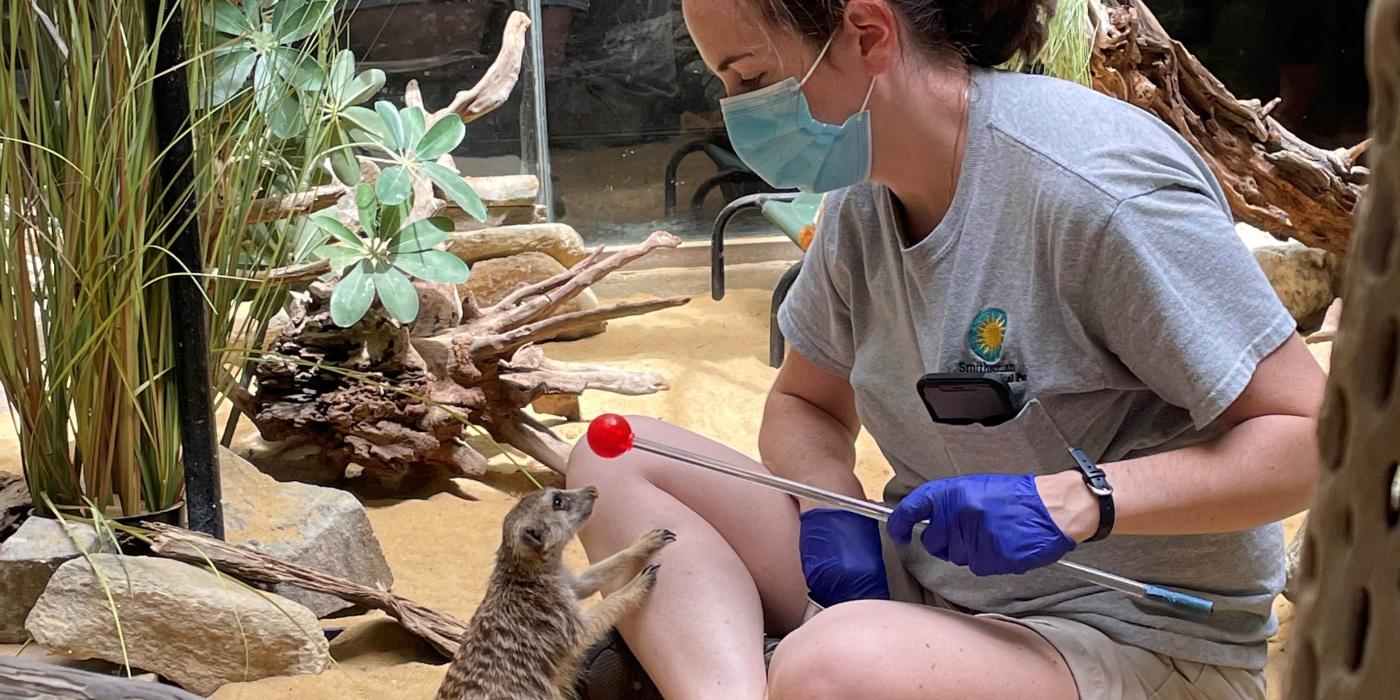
242, 232, 689, 486
482, 231, 682, 332
1091, 0, 1363, 254
494, 411, 573, 473
143, 522, 467, 659
0, 656, 203, 700
424, 11, 532, 126
468, 297, 691, 360
491, 247, 609, 312
501, 345, 669, 398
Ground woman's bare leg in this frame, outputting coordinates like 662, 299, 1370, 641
566, 416, 809, 700
768, 600, 1079, 699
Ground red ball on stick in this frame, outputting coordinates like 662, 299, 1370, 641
587, 414, 635, 458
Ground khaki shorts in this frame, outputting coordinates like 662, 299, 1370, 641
869, 531, 1264, 699
986, 613, 1265, 700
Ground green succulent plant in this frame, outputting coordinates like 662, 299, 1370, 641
324, 49, 388, 183
202, 0, 351, 138
340, 101, 488, 222
312, 184, 471, 327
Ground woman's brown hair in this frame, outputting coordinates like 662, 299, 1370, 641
761, 0, 1054, 67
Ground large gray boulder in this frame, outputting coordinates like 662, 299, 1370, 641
25, 555, 327, 695
220, 446, 393, 617
0, 517, 114, 643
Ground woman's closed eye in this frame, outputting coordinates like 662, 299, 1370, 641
737, 74, 767, 94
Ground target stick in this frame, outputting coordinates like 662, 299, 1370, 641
586, 414, 1214, 618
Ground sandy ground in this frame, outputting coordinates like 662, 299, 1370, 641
0, 264, 1324, 699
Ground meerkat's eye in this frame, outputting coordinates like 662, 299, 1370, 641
552, 494, 564, 510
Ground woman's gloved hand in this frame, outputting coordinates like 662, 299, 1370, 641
887, 474, 1075, 576
799, 508, 891, 607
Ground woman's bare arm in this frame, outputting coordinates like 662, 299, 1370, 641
760, 350, 865, 509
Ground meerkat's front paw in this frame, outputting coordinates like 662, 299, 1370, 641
637, 528, 676, 555
638, 564, 661, 592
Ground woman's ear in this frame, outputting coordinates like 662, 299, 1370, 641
843, 0, 899, 75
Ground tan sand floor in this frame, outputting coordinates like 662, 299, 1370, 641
0, 264, 1318, 699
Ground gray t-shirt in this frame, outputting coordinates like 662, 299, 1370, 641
777, 68, 1297, 670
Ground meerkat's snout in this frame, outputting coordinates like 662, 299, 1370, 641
567, 485, 599, 526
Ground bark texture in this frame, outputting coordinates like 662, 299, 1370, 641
1285, 0, 1400, 696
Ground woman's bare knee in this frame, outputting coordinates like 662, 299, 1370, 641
769, 600, 1076, 700
768, 601, 890, 699
566, 414, 665, 491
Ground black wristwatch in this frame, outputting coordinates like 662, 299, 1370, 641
1068, 447, 1115, 543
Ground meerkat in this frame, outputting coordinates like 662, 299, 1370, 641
435, 485, 673, 700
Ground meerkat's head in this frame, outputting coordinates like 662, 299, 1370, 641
500, 485, 599, 567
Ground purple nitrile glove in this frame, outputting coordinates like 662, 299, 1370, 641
799, 508, 891, 608
886, 474, 1076, 577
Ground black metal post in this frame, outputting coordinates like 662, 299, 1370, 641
146, 0, 223, 538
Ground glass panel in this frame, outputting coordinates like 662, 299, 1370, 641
342, 0, 547, 193
343, 2, 1371, 247
533, 0, 787, 245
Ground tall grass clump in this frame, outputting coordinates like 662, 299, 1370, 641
0, 0, 358, 516
1003, 0, 1095, 86
0, 1, 184, 517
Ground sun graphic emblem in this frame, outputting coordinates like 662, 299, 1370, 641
967, 308, 1008, 363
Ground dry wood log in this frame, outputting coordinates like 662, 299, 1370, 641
142, 522, 467, 659
1090, 0, 1365, 255
1, 471, 30, 542
417, 11, 532, 127
239, 232, 687, 485
501, 346, 669, 400
0, 655, 202, 700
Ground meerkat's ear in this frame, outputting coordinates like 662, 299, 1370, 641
523, 526, 544, 550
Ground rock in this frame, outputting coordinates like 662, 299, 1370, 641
1, 470, 29, 541
261, 308, 292, 349
25, 555, 327, 695
229, 432, 342, 486
459, 251, 605, 340
410, 280, 462, 336
1237, 224, 1340, 329
462, 174, 539, 207
532, 393, 582, 421
447, 223, 588, 268
0, 517, 115, 643
220, 447, 393, 617
447, 204, 547, 232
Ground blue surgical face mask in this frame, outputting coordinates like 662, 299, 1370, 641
720, 35, 877, 193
